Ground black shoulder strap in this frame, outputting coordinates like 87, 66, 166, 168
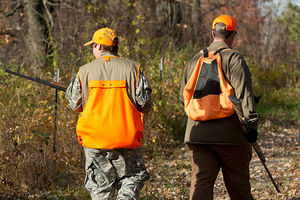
213, 47, 228, 55
215, 47, 231, 85
203, 48, 209, 57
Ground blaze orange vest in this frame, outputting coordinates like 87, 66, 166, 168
76, 56, 143, 149
183, 47, 235, 121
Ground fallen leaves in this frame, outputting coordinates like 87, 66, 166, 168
141, 123, 300, 200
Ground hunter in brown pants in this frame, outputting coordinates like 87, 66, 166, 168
180, 15, 259, 200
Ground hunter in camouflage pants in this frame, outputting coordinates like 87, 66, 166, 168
84, 147, 149, 200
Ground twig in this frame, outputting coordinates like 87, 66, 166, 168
43, 0, 54, 29
0, 0, 25, 18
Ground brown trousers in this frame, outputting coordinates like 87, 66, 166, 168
188, 144, 253, 200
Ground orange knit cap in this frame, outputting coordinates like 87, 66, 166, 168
84, 27, 117, 46
212, 15, 236, 31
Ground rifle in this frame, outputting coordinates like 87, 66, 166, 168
5, 69, 67, 92
228, 95, 281, 193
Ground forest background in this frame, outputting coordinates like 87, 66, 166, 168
0, 0, 299, 199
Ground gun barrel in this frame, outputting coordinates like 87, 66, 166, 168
228, 95, 281, 193
5, 69, 67, 92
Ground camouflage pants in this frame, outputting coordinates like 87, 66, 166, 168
84, 147, 149, 200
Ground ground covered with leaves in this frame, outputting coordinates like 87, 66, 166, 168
0, 122, 298, 200
141, 122, 300, 200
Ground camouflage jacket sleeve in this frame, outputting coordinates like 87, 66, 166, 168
135, 70, 153, 113
66, 73, 83, 112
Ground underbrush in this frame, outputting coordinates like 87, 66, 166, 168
0, 45, 299, 198
0, 65, 84, 194
248, 57, 300, 125
256, 87, 300, 125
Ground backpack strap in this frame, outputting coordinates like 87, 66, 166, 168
203, 48, 209, 57
202, 47, 228, 57
213, 47, 228, 55
215, 47, 232, 85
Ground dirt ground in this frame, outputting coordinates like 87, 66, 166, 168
0, 123, 298, 200
142, 122, 300, 200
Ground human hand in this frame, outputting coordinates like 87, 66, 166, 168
245, 126, 258, 143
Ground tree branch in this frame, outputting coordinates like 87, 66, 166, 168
0, 0, 25, 18
43, 0, 54, 29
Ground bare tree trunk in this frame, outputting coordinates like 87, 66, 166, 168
192, 0, 202, 43
126, 0, 135, 58
25, 0, 47, 74
149, 0, 158, 37
183, 0, 192, 44
173, 1, 183, 43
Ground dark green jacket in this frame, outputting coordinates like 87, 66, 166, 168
180, 41, 259, 144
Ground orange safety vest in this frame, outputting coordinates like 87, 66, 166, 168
183, 47, 235, 121
76, 56, 143, 149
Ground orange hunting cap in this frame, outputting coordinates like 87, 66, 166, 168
212, 15, 236, 31
84, 27, 117, 46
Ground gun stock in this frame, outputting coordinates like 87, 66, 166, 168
228, 95, 281, 193
5, 69, 67, 92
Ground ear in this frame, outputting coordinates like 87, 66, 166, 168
212, 31, 215, 38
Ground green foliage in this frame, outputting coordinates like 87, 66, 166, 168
246, 57, 300, 124
247, 2, 300, 124
280, 3, 300, 45
249, 58, 292, 91
40, 186, 90, 199
256, 87, 300, 124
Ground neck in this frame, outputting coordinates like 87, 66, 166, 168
100, 51, 118, 56
213, 38, 232, 48
214, 38, 225, 42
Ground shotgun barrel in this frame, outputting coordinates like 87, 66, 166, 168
5, 69, 67, 92
228, 95, 281, 193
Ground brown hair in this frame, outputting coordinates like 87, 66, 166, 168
101, 37, 119, 55
213, 23, 235, 39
